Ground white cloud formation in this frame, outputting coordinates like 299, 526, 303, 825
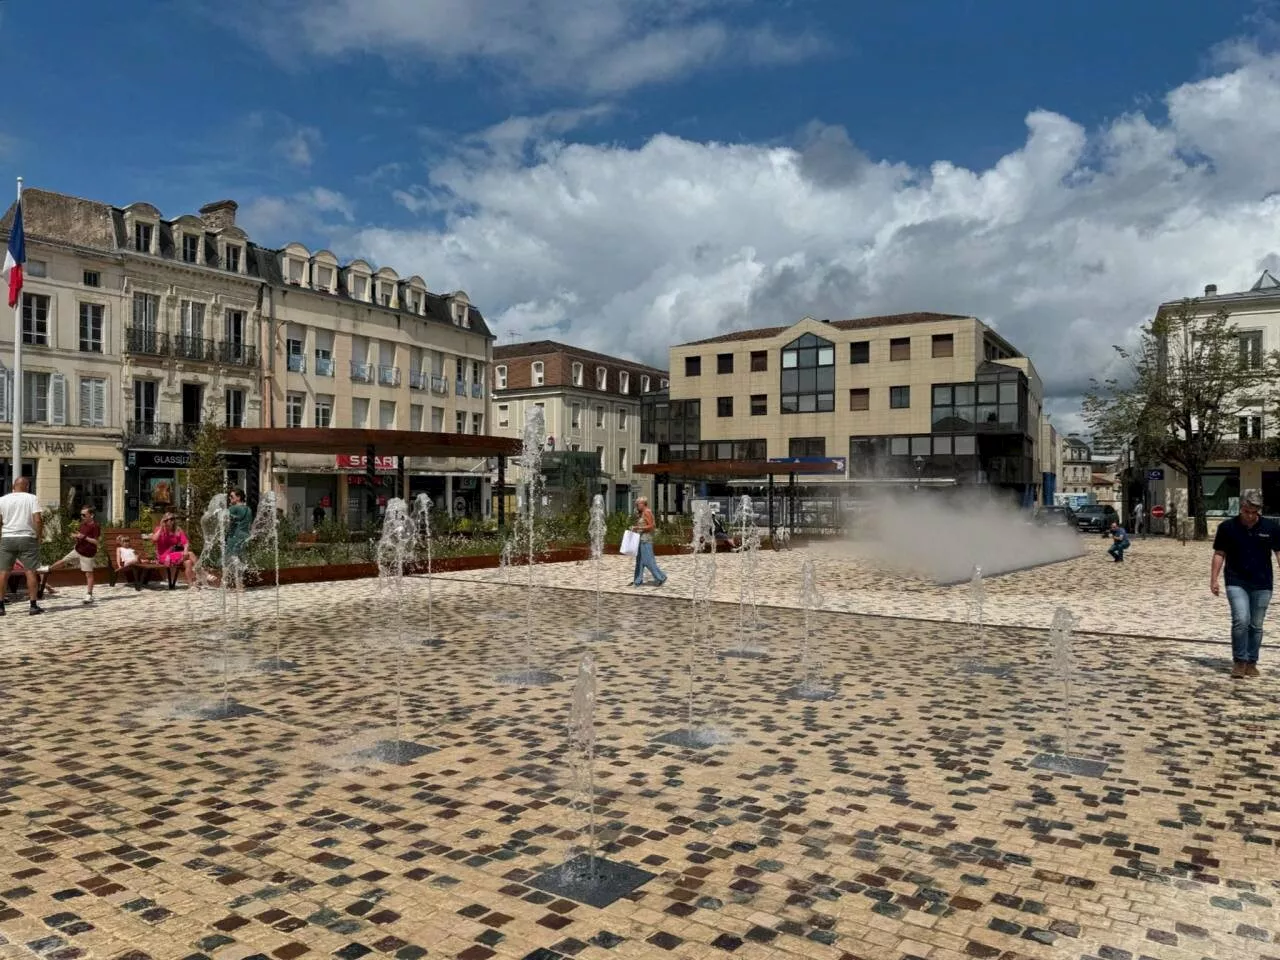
241, 0, 821, 94
240, 187, 355, 241
274, 126, 323, 169
286, 48, 1280, 436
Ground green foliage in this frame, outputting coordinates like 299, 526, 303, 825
185, 418, 226, 540
1084, 300, 1280, 539
37, 504, 79, 566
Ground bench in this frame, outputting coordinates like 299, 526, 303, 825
4, 566, 50, 601
105, 528, 180, 591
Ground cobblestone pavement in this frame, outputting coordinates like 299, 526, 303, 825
0, 544, 1276, 960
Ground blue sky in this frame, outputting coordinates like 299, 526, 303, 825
2, 0, 1279, 428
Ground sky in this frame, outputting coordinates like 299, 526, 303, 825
3, 0, 1280, 435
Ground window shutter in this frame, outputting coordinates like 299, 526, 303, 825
0, 363, 9, 422
50, 372, 67, 426
79, 378, 91, 425
94, 379, 106, 427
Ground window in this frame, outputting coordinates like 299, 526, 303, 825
641, 375, 651, 393
954, 436, 976, 456
789, 437, 825, 458
430, 406, 444, 431
181, 234, 200, 264
572, 362, 583, 386
380, 285, 392, 307
780, 332, 836, 413
661, 378, 669, 390
889, 437, 910, 456
595, 445, 604, 467
472, 412, 484, 434
180, 300, 205, 340
379, 400, 396, 430
23, 371, 52, 423
596, 366, 607, 390
1240, 415, 1263, 440
571, 402, 582, 428
225, 245, 242, 273
750, 351, 768, 372
618, 407, 629, 429
79, 303, 104, 353
455, 410, 465, 434
288, 259, 303, 284
79, 377, 106, 428
1239, 332, 1264, 369
932, 333, 954, 358
889, 385, 910, 408
717, 396, 734, 417
316, 265, 334, 289
850, 341, 869, 364
620, 371, 630, 393
409, 404, 424, 432
287, 335, 304, 372
640, 448, 649, 464
890, 337, 911, 361
619, 447, 628, 473
595, 406, 605, 428
22, 293, 50, 346
750, 394, 767, 416
286, 392, 305, 429
717, 353, 734, 374
352, 397, 370, 429
314, 395, 332, 428
225, 388, 245, 428
352, 275, 367, 299
133, 222, 153, 253
133, 379, 158, 426
225, 309, 246, 346
850, 388, 870, 411
83, 270, 101, 288
495, 365, 508, 389
685, 356, 701, 377
498, 404, 510, 428
532, 361, 545, 386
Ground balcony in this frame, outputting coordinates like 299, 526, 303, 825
218, 341, 257, 367
431, 375, 448, 395
351, 361, 373, 383
378, 364, 401, 387
315, 356, 335, 377
126, 420, 176, 447
125, 327, 168, 357
409, 370, 428, 390
173, 334, 215, 363
455, 379, 466, 397
471, 383, 484, 399
287, 353, 307, 374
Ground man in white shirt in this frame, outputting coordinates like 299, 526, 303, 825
0, 476, 45, 615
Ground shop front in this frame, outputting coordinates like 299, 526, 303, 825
125, 448, 256, 521
3, 435, 120, 519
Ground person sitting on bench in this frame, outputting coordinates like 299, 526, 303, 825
146, 513, 196, 587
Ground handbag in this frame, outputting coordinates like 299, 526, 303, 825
621, 529, 640, 556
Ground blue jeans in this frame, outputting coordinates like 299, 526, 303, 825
1108, 539, 1129, 560
633, 541, 666, 585
1225, 585, 1270, 663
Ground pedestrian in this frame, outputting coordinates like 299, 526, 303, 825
39, 504, 100, 603
226, 488, 253, 558
630, 496, 667, 587
148, 513, 197, 587
1107, 521, 1130, 562
312, 504, 325, 529
0, 477, 45, 616
1133, 501, 1145, 538
1210, 489, 1279, 678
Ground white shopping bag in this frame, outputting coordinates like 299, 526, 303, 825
621, 529, 640, 556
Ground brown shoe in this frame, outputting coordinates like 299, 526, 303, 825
1231, 661, 1247, 679
1245, 663, 1259, 677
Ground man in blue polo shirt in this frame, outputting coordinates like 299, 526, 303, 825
1210, 489, 1280, 678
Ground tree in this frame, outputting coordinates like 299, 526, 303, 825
185, 418, 226, 541
1084, 300, 1277, 540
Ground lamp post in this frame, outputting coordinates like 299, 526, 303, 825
913, 455, 925, 492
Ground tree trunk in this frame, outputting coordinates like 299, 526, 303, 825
1186, 466, 1209, 540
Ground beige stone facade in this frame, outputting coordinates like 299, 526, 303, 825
491, 341, 665, 513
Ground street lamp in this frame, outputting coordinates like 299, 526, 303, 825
913, 455, 925, 492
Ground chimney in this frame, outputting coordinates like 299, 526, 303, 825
199, 200, 238, 231
1204, 283, 1218, 296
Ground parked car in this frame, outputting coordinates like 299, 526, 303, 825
1073, 504, 1119, 533
1036, 506, 1074, 527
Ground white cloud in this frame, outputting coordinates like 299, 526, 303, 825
274, 126, 323, 169
326, 51, 1280, 430
241, 0, 821, 94
240, 187, 355, 244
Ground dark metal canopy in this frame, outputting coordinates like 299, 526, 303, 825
220, 427, 522, 459
632, 458, 843, 480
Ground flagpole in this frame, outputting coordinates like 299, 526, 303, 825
11, 176, 20, 487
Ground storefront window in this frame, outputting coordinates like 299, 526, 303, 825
1202, 468, 1240, 516
61, 462, 113, 520
0, 460, 37, 495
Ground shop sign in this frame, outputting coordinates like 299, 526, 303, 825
336, 454, 399, 470
140, 451, 193, 468
0, 439, 77, 456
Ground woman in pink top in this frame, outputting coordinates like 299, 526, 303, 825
147, 513, 196, 586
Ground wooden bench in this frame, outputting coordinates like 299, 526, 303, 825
4, 566, 50, 601
105, 528, 180, 591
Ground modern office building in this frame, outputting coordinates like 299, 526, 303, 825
490, 340, 666, 513
646, 312, 1051, 504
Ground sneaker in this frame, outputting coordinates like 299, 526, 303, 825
82, 594, 95, 604
35, 565, 50, 574
29, 604, 44, 616
654, 578, 667, 587
1231, 661, 1247, 679
1245, 662, 1259, 677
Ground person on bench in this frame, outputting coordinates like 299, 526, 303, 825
113, 536, 143, 589
146, 513, 196, 587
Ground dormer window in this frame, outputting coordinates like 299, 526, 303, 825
620, 371, 630, 394
641, 375, 651, 393
532, 361, 545, 386
352, 275, 368, 300
288, 259, 303, 284
134, 222, 153, 254
380, 285, 393, 307
495, 365, 507, 389
316, 265, 334, 290
660, 378, 669, 390
572, 362, 583, 386
225, 244, 242, 273
596, 367, 607, 390
181, 234, 200, 264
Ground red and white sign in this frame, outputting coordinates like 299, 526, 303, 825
1150, 505, 1166, 519
336, 454, 399, 471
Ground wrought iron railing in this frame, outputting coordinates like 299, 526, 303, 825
315, 355, 335, 377
287, 353, 306, 373
125, 327, 167, 357
218, 341, 257, 367
409, 370, 428, 390
455, 379, 466, 397
431, 375, 448, 394
378, 365, 401, 387
173, 334, 215, 362
126, 420, 174, 446
350, 361, 373, 383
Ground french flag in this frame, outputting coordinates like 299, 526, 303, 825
4, 198, 24, 309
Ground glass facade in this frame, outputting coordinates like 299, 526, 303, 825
780, 333, 836, 413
